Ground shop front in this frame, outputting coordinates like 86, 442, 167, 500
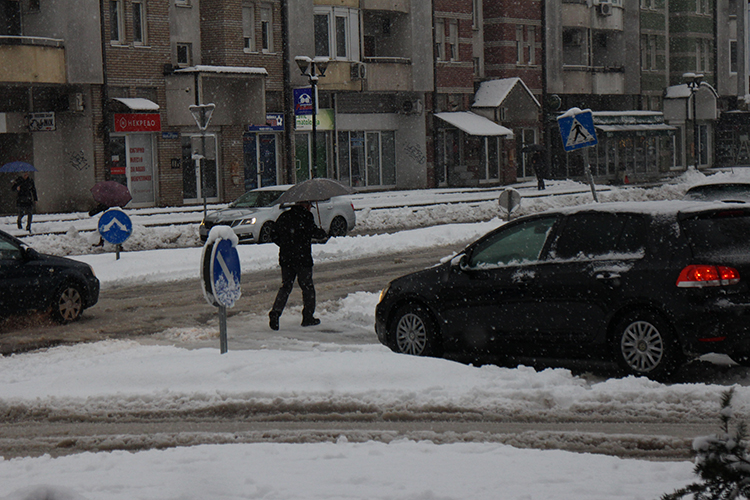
244, 113, 283, 190
110, 99, 161, 207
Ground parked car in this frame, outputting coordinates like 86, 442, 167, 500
684, 181, 750, 203
375, 201, 750, 380
0, 230, 100, 323
199, 185, 356, 243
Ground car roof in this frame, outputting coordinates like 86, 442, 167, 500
552, 200, 743, 217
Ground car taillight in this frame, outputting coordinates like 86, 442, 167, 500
676, 265, 740, 288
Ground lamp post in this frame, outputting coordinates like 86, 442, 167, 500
295, 56, 328, 178
683, 72, 704, 169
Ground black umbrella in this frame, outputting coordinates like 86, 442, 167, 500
0, 161, 37, 173
275, 178, 353, 205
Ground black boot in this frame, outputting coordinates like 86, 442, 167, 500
269, 311, 280, 331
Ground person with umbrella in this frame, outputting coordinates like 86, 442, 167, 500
11, 171, 38, 232
268, 178, 352, 330
268, 201, 329, 330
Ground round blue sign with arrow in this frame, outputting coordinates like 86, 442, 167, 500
98, 209, 133, 245
201, 229, 242, 309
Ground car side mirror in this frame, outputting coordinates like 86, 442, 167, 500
23, 247, 39, 261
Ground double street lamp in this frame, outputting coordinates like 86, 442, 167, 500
295, 56, 328, 178
683, 72, 704, 169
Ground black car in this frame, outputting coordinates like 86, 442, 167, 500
0, 230, 100, 323
375, 201, 750, 379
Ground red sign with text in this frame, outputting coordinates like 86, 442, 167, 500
114, 113, 161, 132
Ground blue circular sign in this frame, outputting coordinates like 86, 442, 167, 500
98, 209, 133, 245
202, 238, 242, 308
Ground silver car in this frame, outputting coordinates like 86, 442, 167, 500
199, 185, 356, 243
684, 181, 750, 203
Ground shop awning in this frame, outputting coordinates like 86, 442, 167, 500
595, 123, 677, 134
112, 97, 160, 111
435, 112, 514, 137
174, 65, 268, 76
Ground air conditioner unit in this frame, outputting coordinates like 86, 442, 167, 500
597, 1, 613, 15
350, 62, 366, 81
401, 99, 423, 115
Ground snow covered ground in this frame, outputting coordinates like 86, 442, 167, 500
2, 169, 749, 500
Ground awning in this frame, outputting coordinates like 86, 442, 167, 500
595, 123, 676, 134
174, 65, 268, 76
112, 98, 160, 111
435, 112, 514, 137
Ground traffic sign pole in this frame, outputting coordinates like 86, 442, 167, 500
219, 305, 228, 354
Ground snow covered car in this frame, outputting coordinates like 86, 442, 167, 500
376, 201, 750, 380
0, 230, 100, 323
199, 185, 356, 243
683, 181, 750, 203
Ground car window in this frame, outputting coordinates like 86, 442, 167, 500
550, 212, 648, 260
684, 184, 750, 203
0, 238, 23, 261
468, 216, 557, 268
232, 190, 283, 208
681, 209, 750, 257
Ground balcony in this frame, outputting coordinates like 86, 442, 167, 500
562, 65, 625, 94
363, 57, 412, 91
0, 36, 65, 84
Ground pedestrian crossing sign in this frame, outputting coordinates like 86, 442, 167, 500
557, 108, 598, 152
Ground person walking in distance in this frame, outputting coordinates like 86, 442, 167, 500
269, 201, 328, 330
12, 172, 38, 232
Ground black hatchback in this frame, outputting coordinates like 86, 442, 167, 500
0, 230, 100, 323
375, 201, 750, 379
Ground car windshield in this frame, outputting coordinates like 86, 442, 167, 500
681, 209, 750, 257
229, 190, 284, 208
684, 184, 750, 202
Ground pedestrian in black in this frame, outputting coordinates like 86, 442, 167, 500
269, 201, 328, 330
531, 152, 547, 191
12, 172, 38, 232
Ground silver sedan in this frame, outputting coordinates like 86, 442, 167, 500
199, 185, 356, 243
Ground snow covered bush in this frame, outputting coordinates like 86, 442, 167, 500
663, 388, 750, 500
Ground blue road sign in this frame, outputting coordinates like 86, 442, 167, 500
208, 238, 242, 308
98, 209, 133, 245
557, 109, 598, 152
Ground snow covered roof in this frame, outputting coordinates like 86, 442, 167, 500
473, 78, 541, 109
174, 65, 268, 76
435, 112, 514, 137
112, 98, 159, 111
664, 82, 718, 99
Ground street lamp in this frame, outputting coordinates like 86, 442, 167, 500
683, 72, 704, 169
295, 55, 328, 178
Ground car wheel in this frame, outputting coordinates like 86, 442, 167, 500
392, 304, 441, 357
613, 311, 682, 380
258, 222, 274, 244
328, 216, 348, 237
51, 283, 84, 324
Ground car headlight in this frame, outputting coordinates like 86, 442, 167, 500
239, 217, 257, 226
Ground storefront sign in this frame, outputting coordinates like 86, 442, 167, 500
128, 134, 155, 204
294, 88, 314, 116
28, 112, 55, 132
295, 109, 334, 131
114, 113, 161, 132
248, 113, 284, 132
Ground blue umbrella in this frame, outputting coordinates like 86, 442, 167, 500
0, 161, 37, 173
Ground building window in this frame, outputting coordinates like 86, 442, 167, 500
337, 130, 396, 187
314, 6, 359, 61
243, 5, 255, 51
527, 26, 535, 65
176, 43, 192, 67
730, 39, 738, 74
175, 0, 190, 5
435, 19, 445, 61
261, 4, 273, 53
472, 0, 480, 28
562, 28, 588, 67
448, 19, 458, 61
516, 26, 524, 64
133, 1, 146, 45
110, 0, 124, 43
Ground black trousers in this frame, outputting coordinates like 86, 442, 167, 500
17, 205, 33, 230
271, 265, 316, 319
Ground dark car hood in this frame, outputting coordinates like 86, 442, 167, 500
30, 251, 90, 270
390, 261, 452, 291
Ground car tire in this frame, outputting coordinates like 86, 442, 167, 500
51, 283, 84, 324
258, 222, 274, 244
391, 304, 442, 357
328, 216, 348, 237
613, 311, 682, 380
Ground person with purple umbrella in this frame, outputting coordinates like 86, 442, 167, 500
11, 172, 38, 232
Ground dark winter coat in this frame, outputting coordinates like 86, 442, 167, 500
12, 176, 38, 208
271, 205, 328, 268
